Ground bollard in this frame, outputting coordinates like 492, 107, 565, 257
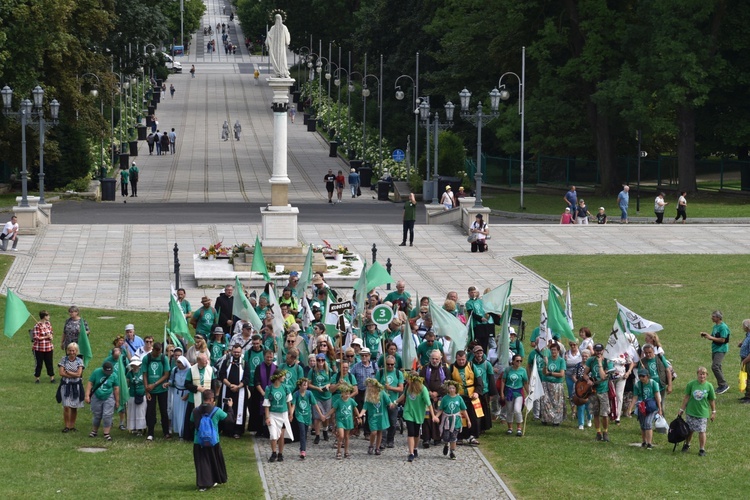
372, 244, 377, 263
386, 258, 392, 290
173, 243, 181, 289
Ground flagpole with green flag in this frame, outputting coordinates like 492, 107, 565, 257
77, 323, 93, 368
547, 284, 576, 341
251, 235, 271, 282
365, 261, 395, 291
116, 355, 130, 412
169, 294, 193, 343
233, 276, 263, 331
296, 245, 314, 297
3, 288, 32, 339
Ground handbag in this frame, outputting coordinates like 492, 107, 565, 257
644, 397, 658, 414
740, 364, 748, 392
134, 393, 144, 405
467, 233, 479, 243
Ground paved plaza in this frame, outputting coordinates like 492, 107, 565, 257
3, 4, 750, 499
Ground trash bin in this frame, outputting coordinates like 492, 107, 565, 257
377, 181, 390, 201
152, 88, 161, 103
148, 105, 155, 116
129, 141, 139, 157
329, 141, 339, 158
119, 153, 130, 170
307, 117, 317, 132
303, 113, 310, 125
101, 178, 116, 201
349, 160, 363, 172
297, 100, 304, 112
359, 166, 373, 188
137, 126, 147, 141
292, 91, 300, 103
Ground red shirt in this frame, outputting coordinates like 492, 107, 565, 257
33, 321, 54, 352
335, 175, 345, 186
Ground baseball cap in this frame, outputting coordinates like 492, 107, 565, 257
593, 343, 604, 352
125, 324, 135, 331
102, 361, 114, 374
289, 271, 299, 277
129, 357, 142, 366
638, 368, 649, 377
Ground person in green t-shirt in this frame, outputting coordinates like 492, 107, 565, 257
583, 343, 614, 442
209, 328, 228, 366
309, 354, 334, 444
291, 378, 322, 459
678, 366, 716, 456
700, 310, 731, 393
119, 167, 129, 197
85, 361, 120, 441
400, 193, 416, 246
126, 357, 146, 434
362, 378, 394, 455
143, 342, 172, 440
416, 331, 444, 367
436, 380, 469, 460
326, 385, 362, 459
376, 356, 404, 448
264, 371, 293, 462
626, 368, 662, 449
192, 297, 217, 338
384, 281, 412, 314
500, 355, 529, 436
540, 343, 566, 426
398, 373, 439, 462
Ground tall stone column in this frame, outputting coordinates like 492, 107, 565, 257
261, 77, 299, 248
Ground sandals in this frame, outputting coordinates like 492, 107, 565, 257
467, 437, 480, 445
62, 427, 70, 433
89, 431, 98, 438
344, 453, 351, 459
104, 434, 112, 441
335, 452, 342, 460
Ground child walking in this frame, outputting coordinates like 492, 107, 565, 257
398, 372, 439, 463
362, 378, 394, 455
263, 370, 294, 462
437, 380, 470, 460
326, 384, 361, 459
292, 378, 322, 460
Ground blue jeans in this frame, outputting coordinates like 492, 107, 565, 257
297, 420, 308, 452
565, 375, 575, 400
577, 403, 591, 427
619, 205, 628, 220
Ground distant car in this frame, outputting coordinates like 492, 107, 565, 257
162, 52, 182, 73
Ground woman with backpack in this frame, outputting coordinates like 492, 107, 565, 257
191, 389, 234, 491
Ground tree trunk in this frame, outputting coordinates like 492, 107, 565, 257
677, 105, 697, 193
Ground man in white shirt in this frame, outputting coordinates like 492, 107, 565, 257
0, 215, 19, 251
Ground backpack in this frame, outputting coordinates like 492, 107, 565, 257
198, 407, 219, 447
667, 415, 690, 451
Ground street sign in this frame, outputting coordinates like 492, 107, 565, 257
371, 304, 394, 331
329, 300, 352, 313
392, 149, 405, 163
640, 151, 648, 157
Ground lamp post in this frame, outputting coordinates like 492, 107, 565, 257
497, 46, 526, 209
395, 51, 420, 178
419, 99, 455, 205
363, 56, 383, 173
418, 97, 431, 186
334, 66, 348, 138
297, 46, 312, 84
1, 85, 60, 207
81, 73, 105, 179
458, 87, 501, 208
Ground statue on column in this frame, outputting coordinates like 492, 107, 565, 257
266, 14, 290, 79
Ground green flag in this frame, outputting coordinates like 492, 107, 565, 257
402, 317, 417, 371
251, 235, 271, 282
547, 285, 575, 341
429, 298, 469, 359
165, 322, 182, 349
365, 261, 394, 291
482, 279, 513, 316
233, 276, 263, 331
354, 260, 368, 317
3, 288, 31, 338
78, 323, 93, 368
296, 245, 314, 297
324, 288, 340, 338
169, 294, 192, 342
497, 301, 512, 368
117, 354, 130, 413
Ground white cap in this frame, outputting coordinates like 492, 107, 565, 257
509, 326, 516, 335
125, 324, 135, 331
351, 338, 363, 347
129, 357, 142, 366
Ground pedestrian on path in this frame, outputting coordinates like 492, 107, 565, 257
263, 370, 294, 462
617, 185, 630, 223
191, 389, 233, 491
170, 84, 175, 98
674, 191, 687, 223
400, 193, 416, 246
0, 214, 19, 251
190, 65, 195, 78
335, 170, 345, 203
160, 131, 170, 156
234, 121, 242, 141
398, 372, 439, 463
289, 106, 296, 122
155, 130, 162, 155
348, 168, 360, 198
291, 378, 321, 460
169, 128, 177, 154
654, 192, 667, 224
129, 161, 139, 197
221, 121, 229, 141
146, 132, 156, 154
326, 384, 361, 460
120, 168, 129, 198
324, 169, 335, 203
254, 69, 260, 85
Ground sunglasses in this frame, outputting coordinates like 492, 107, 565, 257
386, 363, 395, 367
286, 340, 295, 344
145, 340, 153, 344
316, 360, 325, 363
346, 354, 354, 358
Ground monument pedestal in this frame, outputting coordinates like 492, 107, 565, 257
260, 205, 299, 248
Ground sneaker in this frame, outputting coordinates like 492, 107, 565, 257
119, 424, 126, 431
737, 397, 750, 401
35, 379, 40, 384
269, 452, 277, 463
328, 200, 332, 204
314, 435, 320, 445
682, 444, 690, 453
516, 429, 523, 437
407, 454, 414, 462
422, 441, 430, 449
368, 446, 374, 455
449, 451, 456, 460
742, 399, 750, 404
647, 444, 653, 450
433, 439, 441, 446
699, 449, 706, 456
413, 449, 418, 459
399, 242, 406, 247
386, 442, 394, 448
641, 442, 647, 448
587, 420, 592, 428
443, 443, 449, 456
277, 453, 284, 462
300, 451, 306, 459
322, 430, 328, 441
602, 432, 610, 442
596, 432, 603, 442
716, 385, 729, 395
578, 425, 584, 430
506, 428, 513, 435
146, 435, 154, 441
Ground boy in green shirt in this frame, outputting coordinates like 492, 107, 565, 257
327, 384, 362, 459
292, 379, 322, 459
583, 343, 614, 442
264, 370, 294, 462
85, 361, 120, 441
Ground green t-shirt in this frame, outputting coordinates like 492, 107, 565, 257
527, 348, 549, 375
332, 372, 357, 404
439, 394, 467, 429
417, 340, 444, 366
503, 367, 528, 390
144, 354, 171, 394
377, 353, 403, 371
190, 405, 228, 445
465, 298, 486, 327
192, 307, 217, 336
543, 356, 566, 383
89, 367, 119, 400
333, 397, 358, 430
509, 339, 525, 359
711, 322, 730, 354
244, 349, 264, 385
644, 357, 660, 381
120, 169, 129, 183
585, 356, 613, 394
264, 383, 291, 413
404, 201, 417, 222
634, 379, 661, 401
179, 299, 192, 316
472, 359, 493, 393
377, 368, 404, 401
293, 390, 318, 425
129, 165, 139, 181
209, 340, 227, 364
262, 335, 278, 354
403, 385, 431, 424
311, 368, 333, 400
684, 379, 716, 418
278, 362, 305, 393
363, 330, 382, 355
384, 291, 411, 312
127, 367, 146, 396
363, 391, 392, 431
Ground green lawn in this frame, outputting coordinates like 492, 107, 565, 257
483, 190, 750, 218
0, 256, 264, 497
481, 255, 748, 499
